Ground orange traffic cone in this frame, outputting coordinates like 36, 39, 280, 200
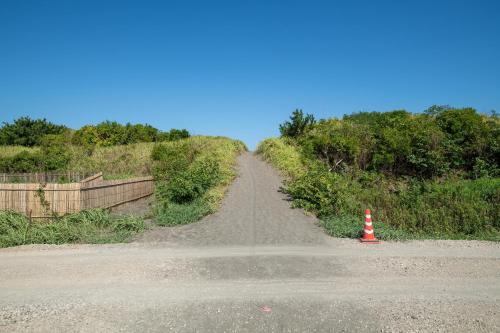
360, 209, 379, 243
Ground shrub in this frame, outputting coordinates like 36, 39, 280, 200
300, 119, 374, 172
0, 133, 73, 172
285, 163, 362, 217
290, 108, 499, 179
0, 150, 42, 172
39, 133, 72, 171
151, 140, 198, 181
162, 157, 222, 203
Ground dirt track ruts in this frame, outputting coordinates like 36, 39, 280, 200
1, 152, 499, 332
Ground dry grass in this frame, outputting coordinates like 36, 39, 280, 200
67, 143, 155, 178
0, 146, 39, 157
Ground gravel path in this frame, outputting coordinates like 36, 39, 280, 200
1, 152, 499, 332
136, 152, 327, 245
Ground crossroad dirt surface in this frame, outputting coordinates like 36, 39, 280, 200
1, 152, 499, 332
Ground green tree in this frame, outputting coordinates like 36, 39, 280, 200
431, 106, 495, 172
158, 129, 190, 141
0, 117, 67, 147
279, 109, 316, 138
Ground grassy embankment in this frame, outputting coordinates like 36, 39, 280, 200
0, 136, 246, 247
0, 142, 154, 180
152, 136, 247, 226
257, 137, 499, 241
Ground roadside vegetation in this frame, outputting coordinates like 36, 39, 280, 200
257, 107, 500, 241
152, 136, 247, 226
0, 209, 146, 248
0, 118, 247, 247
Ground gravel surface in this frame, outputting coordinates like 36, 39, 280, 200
1, 152, 499, 332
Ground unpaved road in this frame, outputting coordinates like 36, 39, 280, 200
1, 152, 499, 332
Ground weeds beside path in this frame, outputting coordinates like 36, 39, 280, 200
257, 137, 500, 241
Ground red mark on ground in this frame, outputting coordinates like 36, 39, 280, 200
260, 305, 272, 313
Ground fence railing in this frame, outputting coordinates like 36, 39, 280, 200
0, 172, 92, 184
0, 172, 154, 218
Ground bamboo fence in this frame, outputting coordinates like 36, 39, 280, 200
0, 171, 91, 184
0, 172, 154, 218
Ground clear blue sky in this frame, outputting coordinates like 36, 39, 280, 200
1, 0, 499, 149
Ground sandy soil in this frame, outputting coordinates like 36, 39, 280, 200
0, 152, 499, 332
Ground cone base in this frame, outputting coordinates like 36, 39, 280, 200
359, 238, 380, 244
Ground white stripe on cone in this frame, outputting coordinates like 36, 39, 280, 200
365, 222, 372, 226
364, 229, 374, 234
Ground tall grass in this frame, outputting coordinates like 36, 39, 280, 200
67, 142, 155, 177
0, 209, 146, 248
256, 138, 306, 179
0, 145, 39, 157
0, 143, 154, 179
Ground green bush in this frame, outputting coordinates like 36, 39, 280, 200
151, 140, 197, 181
39, 133, 72, 171
293, 106, 498, 177
300, 119, 374, 172
285, 163, 360, 217
0, 150, 42, 172
0, 133, 73, 172
0, 209, 147, 248
152, 136, 246, 225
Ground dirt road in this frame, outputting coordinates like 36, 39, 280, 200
1, 152, 499, 332
136, 151, 327, 245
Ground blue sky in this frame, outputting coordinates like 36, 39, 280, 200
1, 0, 499, 149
